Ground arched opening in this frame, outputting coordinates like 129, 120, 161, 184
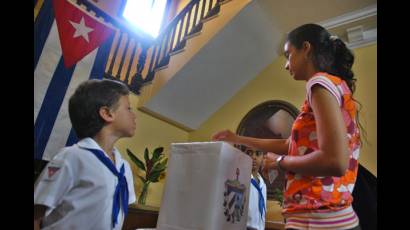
236, 100, 299, 201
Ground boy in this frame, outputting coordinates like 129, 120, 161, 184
34, 79, 137, 230
239, 145, 267, 230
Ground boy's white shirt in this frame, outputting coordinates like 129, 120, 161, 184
34, 137, 136, 230
247, 173, 267, 230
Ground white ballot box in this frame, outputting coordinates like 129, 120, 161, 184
156, 141, 252, 230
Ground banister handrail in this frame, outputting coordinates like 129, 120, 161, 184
157, 0, 200, 36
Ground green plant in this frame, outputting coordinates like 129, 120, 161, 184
272, 188, 284, 206
127, 147, 168, 205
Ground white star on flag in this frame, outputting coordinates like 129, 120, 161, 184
69, 17, 94, 42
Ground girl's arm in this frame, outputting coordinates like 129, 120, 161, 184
263, 85, 349, 177
212, 129, 289, 155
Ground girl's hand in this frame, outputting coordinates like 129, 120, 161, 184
262, 152, 280, 176
211, 130, 238, 143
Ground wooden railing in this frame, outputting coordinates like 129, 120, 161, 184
77, 0, 226, 95
144, 0, 222, 81
75, 0, 154, 95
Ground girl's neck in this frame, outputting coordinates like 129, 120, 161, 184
304, 63, 320, 81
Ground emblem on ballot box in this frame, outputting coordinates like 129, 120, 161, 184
223, 168, 247, 223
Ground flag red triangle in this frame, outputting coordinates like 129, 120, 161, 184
52, 0, 116, 68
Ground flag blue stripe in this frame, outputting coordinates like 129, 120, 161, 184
89, 34, 115, 80
65, 129, 78, 147
65, 34, 115, 147
34, 0, 55, 70
34, 58, 76, 160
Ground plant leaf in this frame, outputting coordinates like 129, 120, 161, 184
151, 158, 168, 174
148, 170, 162, 182
158, 171, 166, 181
127, 149, 146, 171
149, 158, 168, 182
151, 147, 164, 163
144, 148, 150, 164
157, 154, 164, 161
137, 175, 146, 183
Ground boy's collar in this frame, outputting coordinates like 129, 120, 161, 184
77, 137, 102, 150
251, 173, 262, 180
77, 137, 121, 159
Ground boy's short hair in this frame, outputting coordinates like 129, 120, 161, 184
236, 144, 265, 156
235, 144, 248, 152
68, 79, 129, 139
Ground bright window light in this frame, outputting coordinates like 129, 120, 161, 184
122, 0, 167, 38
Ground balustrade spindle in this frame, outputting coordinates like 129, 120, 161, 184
208, 0, 213, 15
159, 32, 170, 67
107, 32, 123, 76
175, 19, 183, 50
162, 32, 170, 58
193, 1, 200, 27
169, 26, 177, 53
184, 5, 192, 37
148, 45, 158, 73
124, 41, 138, 84
136, 45, 148, 78
116, 35, 130, 79
129, 45, 148, 95
200, 0, 206, 19
154, 34, 165, 68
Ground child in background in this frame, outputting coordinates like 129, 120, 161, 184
239, 145, 267, 230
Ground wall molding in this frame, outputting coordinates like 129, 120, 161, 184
318, 3, 377, 29
317, 4, 377, 49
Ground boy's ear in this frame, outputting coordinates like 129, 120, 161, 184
99, 106, 115, 122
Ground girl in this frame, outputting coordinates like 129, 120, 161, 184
212, 23, 362, 230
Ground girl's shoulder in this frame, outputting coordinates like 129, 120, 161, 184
311, 72, 343, 85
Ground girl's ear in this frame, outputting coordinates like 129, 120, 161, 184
302, 41, 312, 58
99, 106, 114, 122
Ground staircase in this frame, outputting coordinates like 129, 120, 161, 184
77, 0, 271, 131
76, 0, 235, 94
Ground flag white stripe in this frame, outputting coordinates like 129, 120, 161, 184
42, 48, 99, 161
34, 21, 62, 122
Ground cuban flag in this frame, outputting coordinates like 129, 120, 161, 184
34, 0, 116, 160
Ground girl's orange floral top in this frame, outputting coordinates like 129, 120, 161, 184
284, 72, 361, 214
